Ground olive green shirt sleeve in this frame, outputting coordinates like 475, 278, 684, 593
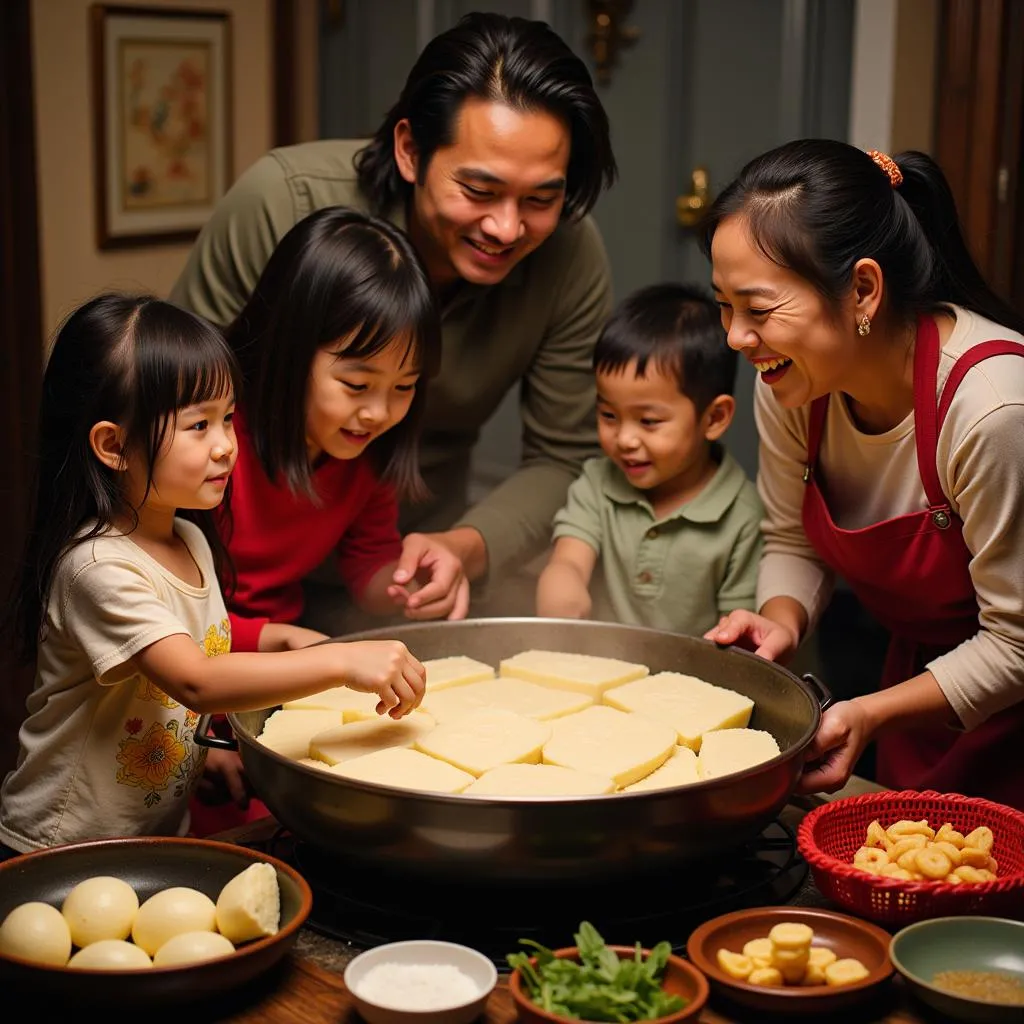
168, 153, 301, 326
455, 216, 612, 581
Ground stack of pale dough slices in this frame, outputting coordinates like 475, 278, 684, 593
256, 651, 781, 797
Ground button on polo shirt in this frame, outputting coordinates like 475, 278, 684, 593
552, 450, 764, 636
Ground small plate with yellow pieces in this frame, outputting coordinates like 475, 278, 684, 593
686, 906, 894, 1015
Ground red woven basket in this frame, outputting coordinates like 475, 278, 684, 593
797, 790, 1024, 927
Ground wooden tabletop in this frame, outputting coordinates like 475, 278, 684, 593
128, 954, 939, 1024
183, 776, 943, 1023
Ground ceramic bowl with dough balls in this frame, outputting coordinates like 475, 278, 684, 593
0, 836, 311, 1006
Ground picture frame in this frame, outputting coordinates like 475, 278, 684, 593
91, 4, 232, 249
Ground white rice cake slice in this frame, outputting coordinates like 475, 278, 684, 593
308, 711, 436, 765
421, 677, 593, 723
257, 709, 345, 760
423, 655, 496, 691
622, 746, 700, 792
328, 747, 474, 793
414, 708, 551, 776
463, 763, 615, 796
603, 671, 754, 751
542, 705, 676, 789
281, 686, 381, 720
697, 728, 781, 780
499, 650, 648, 697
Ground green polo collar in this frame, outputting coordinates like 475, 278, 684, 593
599, 445, 749, 525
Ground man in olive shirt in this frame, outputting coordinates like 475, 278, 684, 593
171, 13, 616, 623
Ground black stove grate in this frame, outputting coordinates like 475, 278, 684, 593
261, 820, 807, 969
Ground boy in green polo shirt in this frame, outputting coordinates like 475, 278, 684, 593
536, 283, 763, 635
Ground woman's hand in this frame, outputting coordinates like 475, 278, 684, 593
704, 609, 800, 662
796, 700, 873, 794
334, 639, 426, 718
387, 532, 471, 621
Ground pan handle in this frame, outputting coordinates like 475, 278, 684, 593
193, 713, 239, 751
801, 673, 833, 711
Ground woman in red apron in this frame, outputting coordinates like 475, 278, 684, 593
701, 139, 1024, 807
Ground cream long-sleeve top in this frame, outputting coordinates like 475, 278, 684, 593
754, 305, 1024, 731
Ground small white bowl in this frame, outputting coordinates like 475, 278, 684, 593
344, 939, 497, 1024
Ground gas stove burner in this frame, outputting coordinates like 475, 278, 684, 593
276, 820, 807, 969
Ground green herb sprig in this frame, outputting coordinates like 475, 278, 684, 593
506, 921, 687, 1022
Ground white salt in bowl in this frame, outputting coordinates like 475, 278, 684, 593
344, 939, 497, 1024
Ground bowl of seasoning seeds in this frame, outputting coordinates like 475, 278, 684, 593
889, 916, 1024, 1023
344, 939, 497, 1024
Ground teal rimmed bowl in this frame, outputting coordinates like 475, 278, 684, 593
889, 916, 1024, 1023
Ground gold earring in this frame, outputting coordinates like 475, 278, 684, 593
857, 314, 871, 337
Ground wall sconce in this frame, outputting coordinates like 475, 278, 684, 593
586, 0, 640, 86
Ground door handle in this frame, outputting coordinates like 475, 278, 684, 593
676, 167, 712, 228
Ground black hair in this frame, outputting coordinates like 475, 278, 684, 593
9, 293, 241, 664
354, 11, 616, 220
224, 206, 441, 501
594, 282, 737, 412
702, 138, 1024, 334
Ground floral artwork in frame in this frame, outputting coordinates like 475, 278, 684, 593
91, 5, 232, 249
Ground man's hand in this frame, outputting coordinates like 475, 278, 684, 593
387, 532, 471, 620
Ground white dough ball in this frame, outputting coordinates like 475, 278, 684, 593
131, 886, 216, 956
0, 901, 72, 966
67, 938, 153, 970
61, 875, 139, 947
152, 929, 235, 967
215, 862, 280, 944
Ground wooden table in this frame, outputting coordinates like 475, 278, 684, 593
178, 776, 943, 1023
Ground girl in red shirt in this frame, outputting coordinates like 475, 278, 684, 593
192, 207, 466, 832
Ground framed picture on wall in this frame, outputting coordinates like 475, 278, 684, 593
91, 5, 232, 249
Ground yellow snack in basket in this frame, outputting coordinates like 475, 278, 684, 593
933, 822, 965, 848
853, 846, 890, 873
959, 845, 991, 868
886, 819, 934, 841
888, 834, 927, 860
825, 958, 870, 987
748, 966, 784, 987
854, 816, 1001, 883
864, 819, 889, 848
963, 826, 994, 854
716, 949, 753, 980
915, 847, 952, 881
930, 841, 962, 867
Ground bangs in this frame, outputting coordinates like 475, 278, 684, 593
318, 270, 442, 378
129, 302, 241, 458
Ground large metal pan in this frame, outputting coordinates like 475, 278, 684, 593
201, 618, 830, 884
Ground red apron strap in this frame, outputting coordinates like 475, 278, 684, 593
804, 396, 829, 482
913, 316, 944, 507
937, 339, 1024, 428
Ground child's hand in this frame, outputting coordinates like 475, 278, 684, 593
197, 749, 250, 809
336, 639, 426, 718
387, 532, 470, 621
260, 622, 330, 652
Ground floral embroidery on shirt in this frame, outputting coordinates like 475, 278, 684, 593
116, 719, 192, 807
136, 677, 178, 709
203, 618, 231, 657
